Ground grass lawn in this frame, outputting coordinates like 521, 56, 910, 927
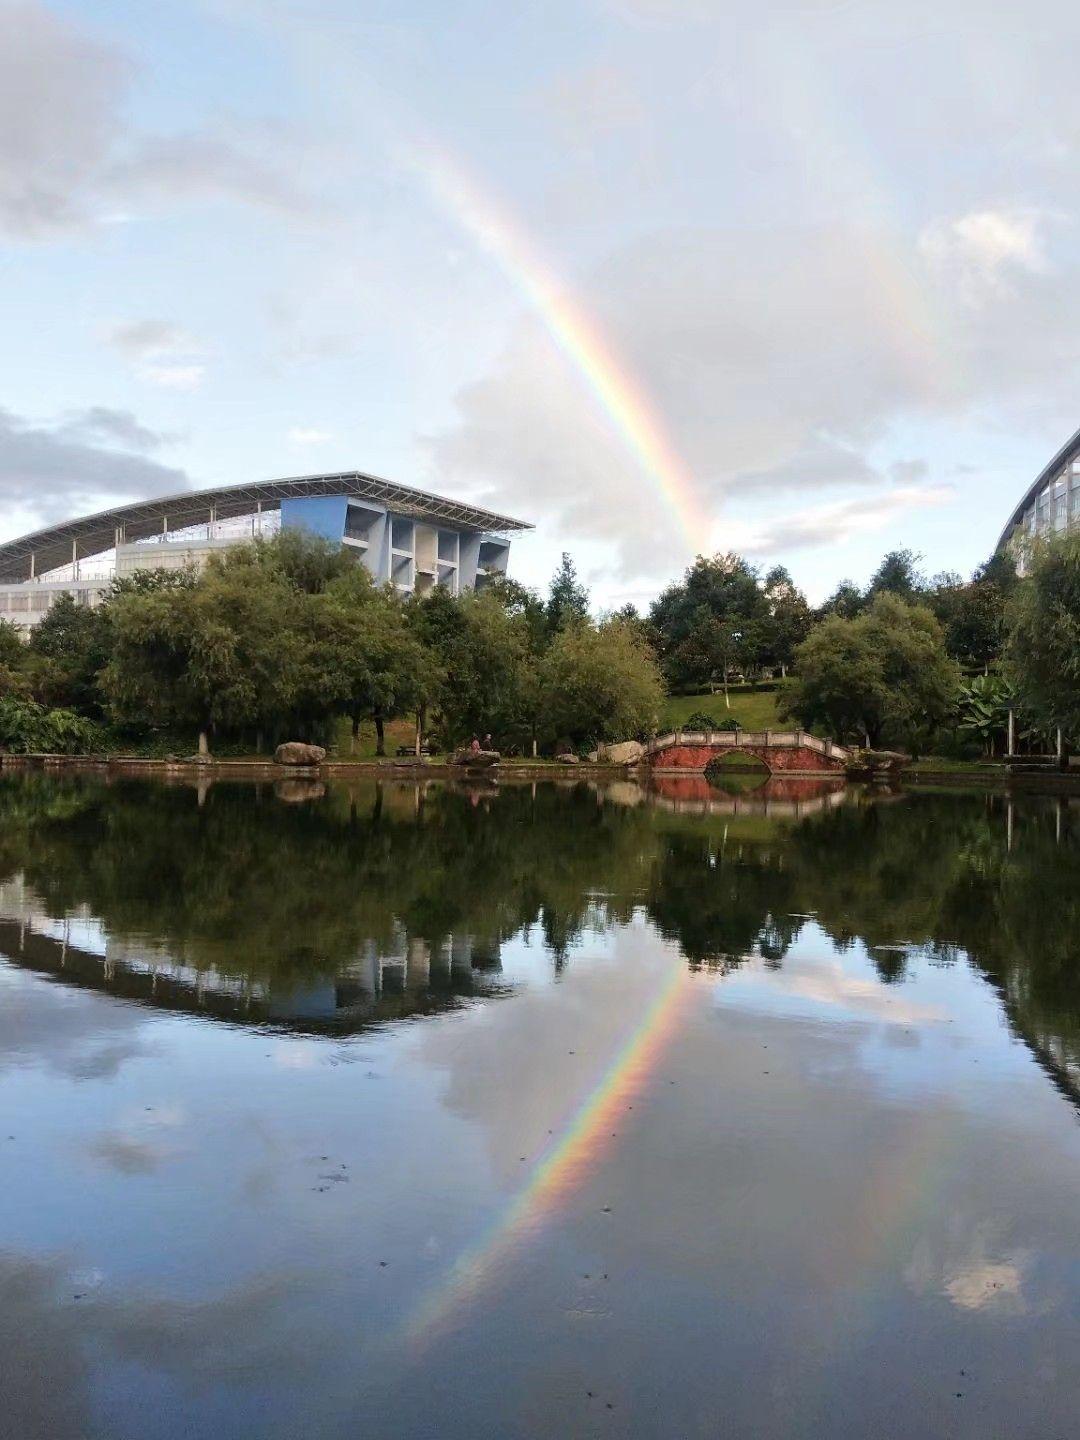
661, 686, 787, 732
907, 755, 1003, 772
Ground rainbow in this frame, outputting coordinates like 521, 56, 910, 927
404, 144, 711, 554
406, 961, 691, 1346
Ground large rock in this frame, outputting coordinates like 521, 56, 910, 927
452, 748, 500, 768
274, 742, 327, 767
555, 752, 580, 765
599, 740, 645, 766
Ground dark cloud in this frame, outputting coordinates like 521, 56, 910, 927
57, 406, 172, 453
0, 405, 190, 536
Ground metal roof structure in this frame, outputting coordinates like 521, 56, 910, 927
0, 472, 533, 583
996, 424, 1080, 552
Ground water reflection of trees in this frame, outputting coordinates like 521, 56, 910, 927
0, 775, 1078, 1085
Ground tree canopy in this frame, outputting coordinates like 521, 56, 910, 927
1005, 531, 1080, 737
781, 594, 959, 750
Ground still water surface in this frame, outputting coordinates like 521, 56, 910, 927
1, 772, 1079, 1438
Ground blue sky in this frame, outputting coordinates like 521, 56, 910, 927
4, 0, 1080, 605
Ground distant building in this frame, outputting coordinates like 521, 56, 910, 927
0, 472, 532, 631
997, 426, 1080, 567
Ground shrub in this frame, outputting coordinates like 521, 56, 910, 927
681, 710, 741, 733
0, 697, 104, 755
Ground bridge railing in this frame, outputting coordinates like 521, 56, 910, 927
646, 730, 850, 761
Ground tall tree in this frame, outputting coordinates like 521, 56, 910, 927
759, 565, 812, 677
867, 548, 926, 602
649, 553, 770, 690
546, 552, 590, 635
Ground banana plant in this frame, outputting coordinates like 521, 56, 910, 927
957, 673, 1017, 755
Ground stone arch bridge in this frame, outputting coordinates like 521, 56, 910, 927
645, 730, 850, 775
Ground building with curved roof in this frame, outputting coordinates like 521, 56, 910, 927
0, 471, 532, 631
997, 425, 1080, 559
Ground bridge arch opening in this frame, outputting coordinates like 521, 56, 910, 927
704, 751, 772, 785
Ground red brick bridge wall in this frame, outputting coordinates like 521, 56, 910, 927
649, 744, 843, 774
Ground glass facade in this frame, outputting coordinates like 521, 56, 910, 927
1006, 441, 1080, 567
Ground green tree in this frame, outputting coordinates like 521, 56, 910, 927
252, 527, 357, 595
819, 578, 864, 620
539, 617, 664, 749
868, 548, 926, 602
649, 553, 770, 690
483, 575, 549, 656
546, 552, 590, 635
1005, 531, 1080, 738
412, 588, 531, 747
324, 568, 440, 755
28, 594, 111, 716
101, 552, 303, 753
932, 552, 1018, 671
782, 593, 959, 750
759, 565, 812, 677
0, 618, 30, 699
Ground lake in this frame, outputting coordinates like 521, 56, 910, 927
2, 771, 1079, 1439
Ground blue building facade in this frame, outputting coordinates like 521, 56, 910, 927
279, 493, 512, 596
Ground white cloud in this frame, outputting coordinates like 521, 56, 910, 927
0, 1, 321, 240
287, 427, 333, 445
139, 364, 206, 392
0, 0, 129, 237
600, 0, 719, 23
541, 64, 644, 141
919, 207, 1053, 305
726, 485, 955, 557
104, 319, 206, 390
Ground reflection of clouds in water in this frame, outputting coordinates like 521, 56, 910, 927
272, 1043, 320, 1071
87, 1133, 170, 1175
87, 1106, 187, 1174
0, 964, 154, 1080
719, 956, 945, 1027
418, 922, 681, 1185
905, 1221, 1035, 1316
0, 1250, 325, 1437
782, 965, 945, 1025
946, 1260, 1025, 1311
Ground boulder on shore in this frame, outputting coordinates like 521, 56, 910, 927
556, 752, 580, 765
275, 742, 327, 767
598, 740, 645, 766
452, 748, 501, 768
